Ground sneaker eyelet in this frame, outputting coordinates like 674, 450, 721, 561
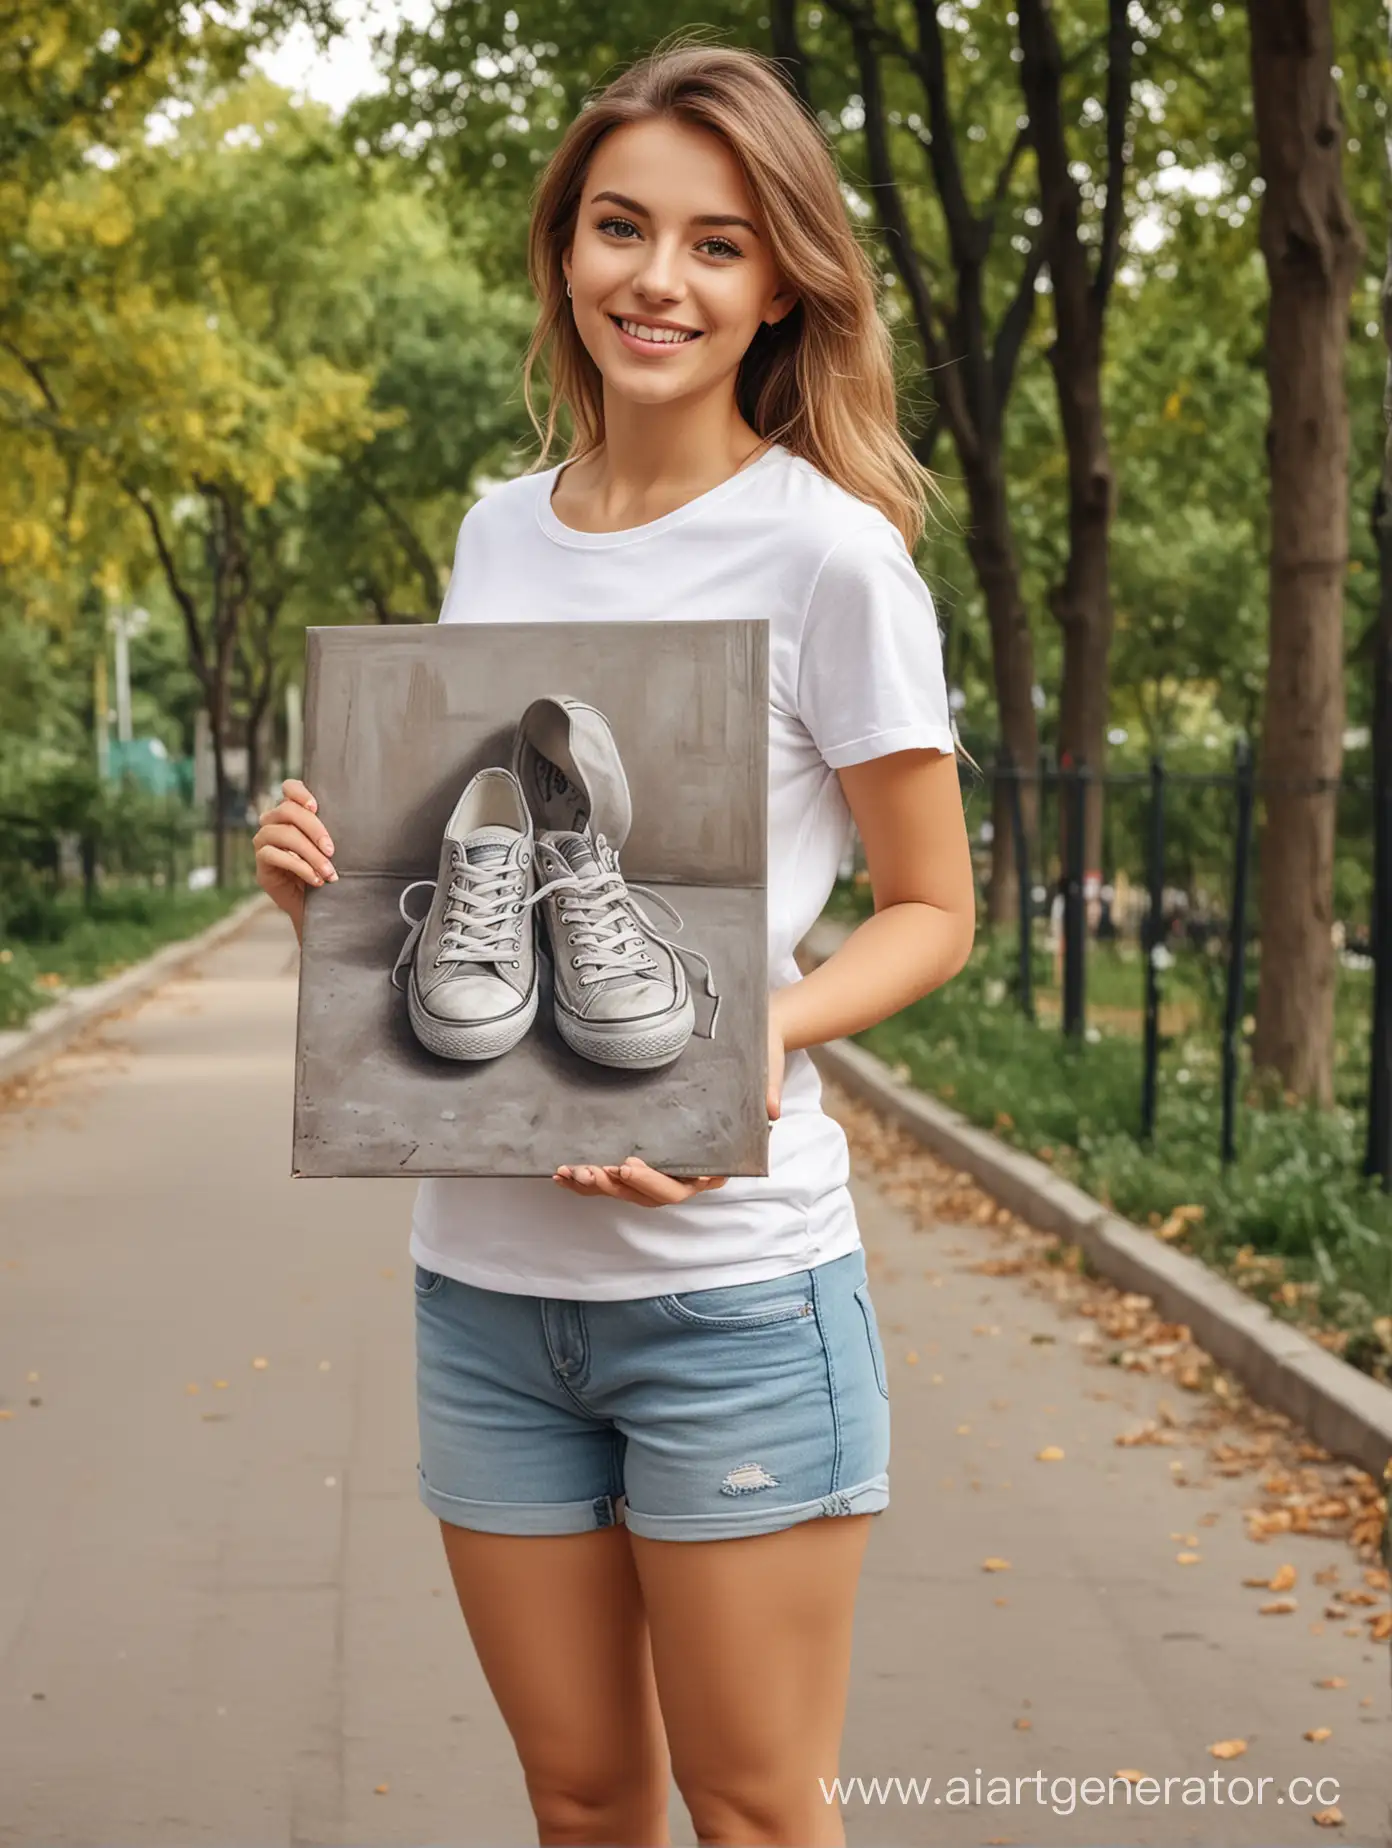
572, 958, 580, 968
511, 960, 520, 968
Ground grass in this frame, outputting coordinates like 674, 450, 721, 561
0, 884, 251, 1032
825, 883, 1392, 1384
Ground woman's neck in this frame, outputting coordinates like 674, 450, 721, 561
560, 390, 766, 528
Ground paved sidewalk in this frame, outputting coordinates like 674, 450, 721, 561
0, 909, 1387, 1846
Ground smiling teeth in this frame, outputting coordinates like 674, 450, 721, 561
618, 319, 698, 344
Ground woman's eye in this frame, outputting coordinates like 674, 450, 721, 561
598, 216, 639, 238
699, 236, 743, 259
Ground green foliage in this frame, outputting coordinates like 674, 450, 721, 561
0, 885, 244, 1030
858, 929, 1392, 1382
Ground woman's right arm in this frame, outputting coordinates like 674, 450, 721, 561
252, 778, 337, 944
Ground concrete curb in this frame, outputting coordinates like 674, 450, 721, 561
0, 893, 272, 1089
800, 921, 1392, 1482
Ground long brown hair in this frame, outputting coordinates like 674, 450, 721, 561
521, 35, 938, 553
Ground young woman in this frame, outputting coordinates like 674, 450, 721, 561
254, 39, 975, 1848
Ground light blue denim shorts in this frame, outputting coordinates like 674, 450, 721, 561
414, 1245, 891, 1542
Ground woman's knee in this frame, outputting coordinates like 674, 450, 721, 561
679, 1774, 832, 1848
525, 1754, 669, 1845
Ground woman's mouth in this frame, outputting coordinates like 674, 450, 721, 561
608, 314, 702, 351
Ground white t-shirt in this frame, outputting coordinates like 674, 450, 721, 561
409, 442, 954, 1300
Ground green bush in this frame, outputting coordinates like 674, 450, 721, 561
853, 922, 1392, 1382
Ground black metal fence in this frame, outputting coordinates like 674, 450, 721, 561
971, 745, 1390, 1185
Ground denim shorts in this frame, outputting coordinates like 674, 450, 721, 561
414, 1245, 891, 1542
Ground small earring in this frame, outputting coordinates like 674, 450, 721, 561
565, 279, 572, 299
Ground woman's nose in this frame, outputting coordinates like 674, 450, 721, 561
632, 238, 684, 300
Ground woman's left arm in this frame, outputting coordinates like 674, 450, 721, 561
775, 744, 976, 1057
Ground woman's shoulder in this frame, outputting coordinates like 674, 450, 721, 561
759, 447, 911, 567
455, 466, 554, 536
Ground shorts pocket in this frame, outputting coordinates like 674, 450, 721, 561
414, 1263, 447, 1299
854, 1281, 890, 1399
656, 1270, 815, 1330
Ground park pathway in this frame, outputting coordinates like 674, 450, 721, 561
0, 907, 1387, 1847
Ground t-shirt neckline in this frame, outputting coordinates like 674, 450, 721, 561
534, 442, 789, 550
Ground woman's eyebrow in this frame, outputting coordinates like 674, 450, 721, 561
589, 189, 760, 237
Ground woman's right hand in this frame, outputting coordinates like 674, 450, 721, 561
253, 778, 337, 940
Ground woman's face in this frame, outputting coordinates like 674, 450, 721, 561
563, 115, 796, 411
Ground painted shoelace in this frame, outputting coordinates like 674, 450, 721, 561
540, 834, 721, 1038
391, 843, 537, 989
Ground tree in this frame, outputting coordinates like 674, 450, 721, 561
1016, 0, 1132, 891
1245, 0, 1365, 1105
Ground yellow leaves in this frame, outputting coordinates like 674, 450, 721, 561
1312, 1808, 1344, 1828
26, 178, 134, 255
1208, 1739, 1247, 1760
29, 12, 69, 72
1175, 1551, 1201, 1566
1268, 1562, 1298, 1592
1036, 1446, 1065, 1462
1157, 1202, 1204, 1241
1259, 1598, 1297, 1615
1303, 1728, 1332, 1744
1163, 389, 1184, 421
980, 1557, 1012, 1572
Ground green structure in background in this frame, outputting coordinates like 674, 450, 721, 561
105, 738, 191, 800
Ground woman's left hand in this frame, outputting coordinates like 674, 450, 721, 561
553, 1008, 788, 1209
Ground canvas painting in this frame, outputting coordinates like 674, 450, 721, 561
291, 619, 769, 1179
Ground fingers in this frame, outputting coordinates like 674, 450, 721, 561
280, 778, 318, 811
253, 816, 336, 881
256, 842, 330, 890
553, 1166, 655, 1207
552, 1159, 727, 1207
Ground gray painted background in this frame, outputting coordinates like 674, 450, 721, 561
292, 620, 768, 1179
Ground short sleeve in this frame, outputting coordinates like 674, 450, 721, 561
437, 501, 481, 624
795, 520, 956, 769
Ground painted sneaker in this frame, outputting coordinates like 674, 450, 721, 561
531, 827, 720, 1071
390, 767, 539, 1061
511, 694, 634, 854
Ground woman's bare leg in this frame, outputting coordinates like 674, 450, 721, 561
438, 1521, 671, 1846
631, 1514, 873, 1847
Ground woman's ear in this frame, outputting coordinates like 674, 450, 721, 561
765, 282, 799, 329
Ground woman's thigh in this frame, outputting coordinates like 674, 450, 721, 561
437, 1522, 670, 1841
632, 1515, 873, 1847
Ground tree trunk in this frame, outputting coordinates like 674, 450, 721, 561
1246, 0, 1364, 1105
962, 465, 1041, 922
1017, 0, 1129, 895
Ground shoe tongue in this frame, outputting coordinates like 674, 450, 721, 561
462, 826, 517, 870
547, 830, 602, 877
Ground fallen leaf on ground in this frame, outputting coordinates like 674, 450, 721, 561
993, 1596, 1009, 1607
1013, 1718, 1031, 1730
373, 1783, 389, 1795
1367, 1611, 1392, 1641
1260, 1599, 1298, 1615
1304, 1728, 1332, 1744
1209, 1740, 1247, 1760
905, 1350, 919, 1365
1177, 1552, 1202, 1566
1312, 1807, 1343, 1828
1037, 1446, 1065, 1462
1113, 1770, 1145, 1784
1269, 1562, 1298, 1592
1314, 1677, 1347, 1690
252, 1357, 269, 1370
981, 1557, 1012, 1572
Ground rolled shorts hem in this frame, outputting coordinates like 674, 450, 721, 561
419, 1467, 626, 1535
623, 1472, 889, 1542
